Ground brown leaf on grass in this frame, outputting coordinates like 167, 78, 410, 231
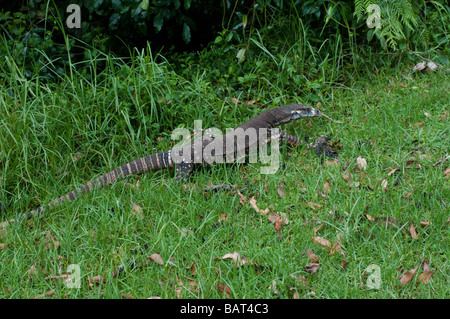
324, 159, 339, 167
0, 243, 9, 250
365, 214, 376, 221
412, 121, 425, 127
313, 236, 331, 247
131, 201, 144, 219
218, 214, 228, 222
323, 182, 331, 193
217, 283, 231, 298
342, 173, 351, 182
28, 265, 38, 280
236, 190, 247, 204
399, 265, 419, 285
357, 156, 367, 170
219, 251, 251, 268
268, 280, 278, 295
329, 242, 345, 258
121, 293, 135, 299
231, 97, 241, 104
148, 253, 164, 265
189, 263, 197, 276
304, 263, 320, 274
44, 273, 73, 284
45, 231, 60, 249
409, 223, 418, 239
306, 202, 323, 210
267, 212, 289, 225
312, 225, 331, 248
125, 180, 140, 190
403, 192, 412, 198
380, 179, 388, 191
418, 261, 433, 285
249, 196, 270, 215
439, 110, 448, 120
0, 219, 14, 231
303, 248, 319, 263
291, 274, 308, 286
420, 221, 432, 226
387, 167, 400, 176
277, 183, 285, 197
34, 290, 55, 299
444, 167, 450, 177
88, 275, 106, 286
376, 216, 399, 228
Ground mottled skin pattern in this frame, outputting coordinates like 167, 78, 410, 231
17, 104, 322, 222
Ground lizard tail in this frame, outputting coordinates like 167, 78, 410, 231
21, 150, 174, 221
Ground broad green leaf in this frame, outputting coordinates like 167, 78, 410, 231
140, 0, 149, 11
153, 12, 163, 32
184, 0, 192, 10
236, 48, 246, 63
182, 23, 191, 44
109, 13, 121, 31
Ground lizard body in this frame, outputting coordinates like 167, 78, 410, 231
7, 103, 334, 223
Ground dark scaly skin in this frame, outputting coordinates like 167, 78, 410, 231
10, 103, 328, 223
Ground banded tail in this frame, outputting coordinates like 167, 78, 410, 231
21, 151, 174, 221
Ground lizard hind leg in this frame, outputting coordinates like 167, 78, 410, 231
175, 161, 195, 183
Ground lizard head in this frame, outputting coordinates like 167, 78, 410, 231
276, 103, 341, 125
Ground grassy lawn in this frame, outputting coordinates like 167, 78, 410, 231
0, 48, 448, 299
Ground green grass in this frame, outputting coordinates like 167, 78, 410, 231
0, 41, 449, 299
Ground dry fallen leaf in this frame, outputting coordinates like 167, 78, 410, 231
88, 275, 106, 286
418, 261, 433, 285
399, 265, 418, 285
249, 196, 270, 215
313, 236, 331, 247
131, 201, 144, 219
303, 248, 319, 263
45, 231, 60, 249
28, 265, 38, 280
268, 280, 278, 295
323, 182, 331, 194
357, 156, 367, 170
277, 183, 285, 197
217, 283, 231, 298
218, 214, 228, 222
387, 167, 400, 176
305, 263, 320, 274
0, 243, 9, 250
219, 251, 251, 268
306, 202, 323, 210
380, 179, 388, 191
324, 159, 339, 167
148, 253, 164, 265
409, 223, 418, 239
34, 290, 55, 299
291, 274, 307, 286
412, 121, 425, 127
444, 167, 450, 177
267, 212, 289, 225
236, 190, 247, 204
413, 61, 426, 72
274, 216, 283, 232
